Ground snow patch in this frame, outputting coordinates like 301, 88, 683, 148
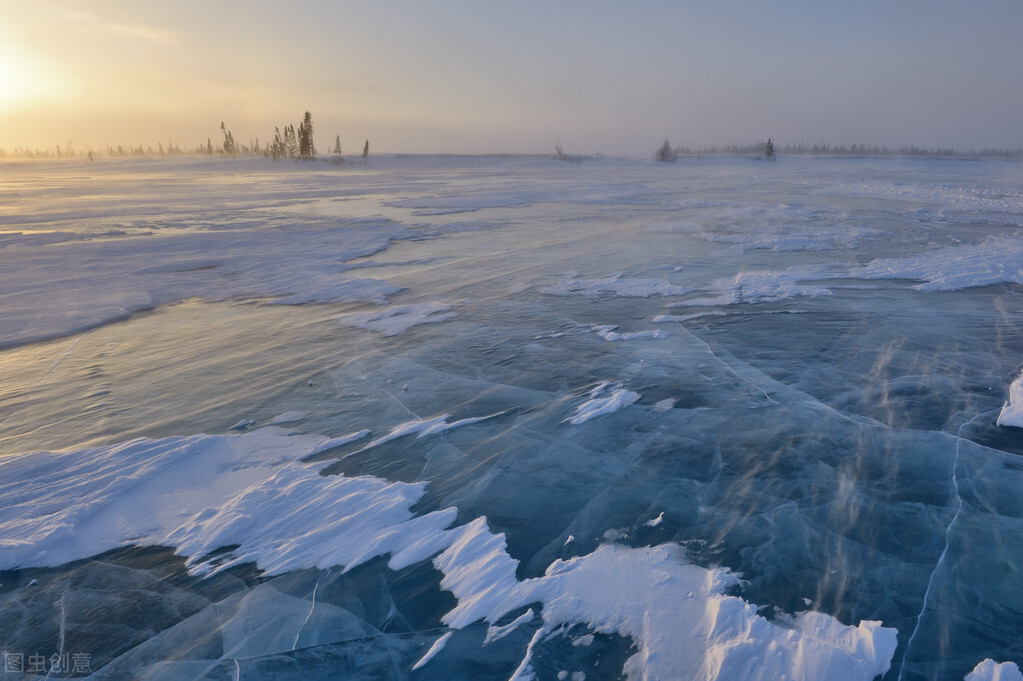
412, 631, 453, 671
485, 608, 535, 644
590, 324, 667, 342
996, 373, 1023, 428
564, 382, 641, 425
645, 512, 664, 527
336, 303, 456, 336
434, 530, 898, 681
0, 428, 900, 681
653, 398, 677, 412
350, 412, 505, 454
540, 273, 688, 298
966, 660, 1023, 681
268, 411, 307, 425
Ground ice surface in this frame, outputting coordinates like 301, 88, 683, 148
3, 155, 1023, 680
0, 224, 407, 348
996, 373, 1023, 427
0, 425, 900, 681
268, 411, 307, 425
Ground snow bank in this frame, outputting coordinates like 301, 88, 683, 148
997, 373, 1023, 428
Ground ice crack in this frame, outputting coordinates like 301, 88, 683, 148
44, 589, 68, 681
293, 575, 320, 650
664, 314, 776, 404
897, 408, 1000, 680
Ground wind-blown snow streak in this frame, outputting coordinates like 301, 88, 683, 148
0, 427, 899, 681
590, 324, 667, 341
675, 234, 1023, 309
411, 632, 453, 671
564, 382, 641, 425
336, 303, 456, 336
0, 225, 407, 348
540, 272, 689, 298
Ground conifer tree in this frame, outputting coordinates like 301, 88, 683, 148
298, 111, 315, 160
362, 140, 369, 164
220, 122, 236, 158
270, 127, 284, 160
332, 135, 344, 164
284, 125, 298, 158
655, 139, 676, 162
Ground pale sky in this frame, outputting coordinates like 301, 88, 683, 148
2, 1, 1022, 155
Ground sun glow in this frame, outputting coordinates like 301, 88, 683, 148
0, 42, 66, 114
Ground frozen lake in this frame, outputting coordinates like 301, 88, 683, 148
2, 155, 1022, 680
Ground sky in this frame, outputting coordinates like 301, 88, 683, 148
1, 0, 1022, 156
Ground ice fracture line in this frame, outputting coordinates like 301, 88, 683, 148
897, 408, 1001, 680
667, 316, 776, 404
293, 574, 322, 650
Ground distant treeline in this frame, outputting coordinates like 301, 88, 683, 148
0, 111, 369, 164
3, 132, 1023, 161
663, 141, 1023, 160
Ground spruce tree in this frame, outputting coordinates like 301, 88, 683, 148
655, 139, 676, 162
271, 127, 284, 160
298, 111, 315, 160
332, 135, 344, 164
220, 122, 236, 158
361, 140, 369, 164
284, 125, 298, 158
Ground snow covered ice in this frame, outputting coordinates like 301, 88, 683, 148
2, 155, 1023, 680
